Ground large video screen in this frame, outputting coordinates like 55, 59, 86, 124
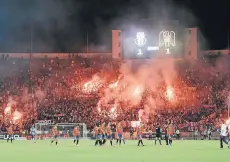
122, 24, 185, 60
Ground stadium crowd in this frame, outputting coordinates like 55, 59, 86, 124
0, 54, 228, 135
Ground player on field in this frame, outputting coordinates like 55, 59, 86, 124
220, 120, 230, 149
121, 130, 126, 144
194, 128, 199, 140
228, 121, 230, 149
176, 128, 180, 140
101, 122, 107, 145
7, 125, 13, 143
73, 126, 80, 146
106, 123, 113, 146
66, 129, 70, 139
94, 124, 102, 146
155, 123, 162, 145
164, 127, 169, 145
115, 122, 125, 145
51, 124, 59, 146
137, 123, 144, 147
30, 125, 36, 143
167, 122, 175, 146
115, 123, 119, 144
130, 127, 134, 140
116, 122, 123, 145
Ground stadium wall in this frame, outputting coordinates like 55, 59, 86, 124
0, 132, 221, 140
201, 49, 230, 56
0, 53, 112, 59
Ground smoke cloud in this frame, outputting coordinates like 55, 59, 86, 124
95, 58, 178, 121
0, 0, 209, 52
0, 0, 81, 52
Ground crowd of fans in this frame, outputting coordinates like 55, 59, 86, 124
0, 54, 229, 135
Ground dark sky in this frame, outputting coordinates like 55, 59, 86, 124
0, 0, 229, 53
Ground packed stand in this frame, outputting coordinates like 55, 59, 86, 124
0, 54, 229, 135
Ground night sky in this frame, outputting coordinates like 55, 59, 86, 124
0, 0, 229, 53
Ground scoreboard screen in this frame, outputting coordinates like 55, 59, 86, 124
122, 25, 185, 59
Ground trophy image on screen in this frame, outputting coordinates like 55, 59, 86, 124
159, 31, 176, 54
134, 32, 147, 55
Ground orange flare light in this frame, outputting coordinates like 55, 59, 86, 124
4, 106, 11, 114
166, 86, 174, 101
13, 111, 22, 121
109, 80, 119, 89
226, 118, 230, 125
82, 80, 101, 93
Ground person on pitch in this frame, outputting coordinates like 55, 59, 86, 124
176, 128, 180, 140
130, 127, 134, 140
155, 123, 162, 145
110, 123, 116, 140
66, 129, 70, 139
164, 126, 169, 145
94, 124, 102, 146
194, 128, 199, 140
121, 125, 126, 144
207, 128, 212, 140
7, 125, 14, 143
115, 122, 119, 144
116, 122, 123, 145
228, 121, 230, 149
30, 125, 36, 143
167, 121, 175, 146
106, 123, 113, 146
137, 122, 144, 147
220, 120, 230, 149
115, 123, 119, 144
51, 124, 59, 146
73, 126, 80, 146
101, 122, 107, 145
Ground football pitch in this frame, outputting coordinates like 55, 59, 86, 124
0, 140, 229, 162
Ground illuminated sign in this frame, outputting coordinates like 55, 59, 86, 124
159, 31, 176, 54
134, 32, 147, 55
147, 46, 159, 51
0, 134, 20, 140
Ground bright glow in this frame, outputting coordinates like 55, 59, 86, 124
109, 104, 118, 119
159, 31, 176, 47
4, 106, 11, 114
134, 32, 147, 55
166, 48, 170, 54
134, 32, 147, 47
13, 116, 20, 121
137, 49, 143, 55
133, 86, 141, 96
131, 121, 141, 128
147, 46, 159, 51
13, 111, 22, 121
109, 80, 119, 88
138, 109, 144, 121
97, 106, 101, 112
166, 86, 174, 101
82, 80, 102, 93
226, 118, 230, 125
110, 106, 116, 113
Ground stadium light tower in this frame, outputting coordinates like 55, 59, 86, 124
29, 24, 36, 120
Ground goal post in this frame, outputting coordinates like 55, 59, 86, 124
35, 122, 88, 140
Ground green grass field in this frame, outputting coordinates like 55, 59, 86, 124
0, 140, 229, 162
